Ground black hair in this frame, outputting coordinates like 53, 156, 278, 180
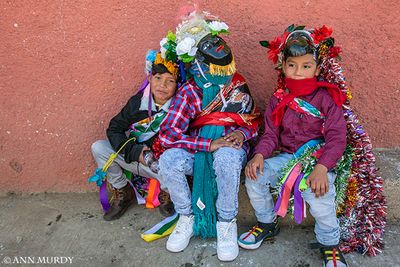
283, 31, 318, 62
151, 63, 170, 75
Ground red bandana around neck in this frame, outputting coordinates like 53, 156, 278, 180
271, 77, 346, 126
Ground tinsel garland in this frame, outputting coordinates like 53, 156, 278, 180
322, 58, 387, 256
335, 145, 354, 212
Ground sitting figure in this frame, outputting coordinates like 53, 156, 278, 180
158, 12, 261, 261
238, 25, 386, 266
90, 39, 183, 220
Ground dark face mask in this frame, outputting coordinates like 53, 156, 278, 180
196, 34, 233, 66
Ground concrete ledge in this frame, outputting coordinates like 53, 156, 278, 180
1, 149, 398, 226
239, 148, 400, 226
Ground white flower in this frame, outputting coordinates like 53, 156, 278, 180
160, 38, 167, 47
208, 21, 229, 32
176, 37, 197, 56
160, 47, 167, 58
188, 46, 198, 56
159, 38, 168, 58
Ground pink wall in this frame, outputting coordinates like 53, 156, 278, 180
1, 0, 399, 192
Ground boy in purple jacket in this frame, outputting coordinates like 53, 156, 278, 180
238, 27, 349, 267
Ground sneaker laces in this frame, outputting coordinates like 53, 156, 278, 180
218, 219, 237, 242
242, 225, 263, 240
320, 246, 347, 267
173, 215, 193, 235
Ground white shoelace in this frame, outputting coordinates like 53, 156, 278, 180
218, 218, 237, 242
174, 216, 193, 235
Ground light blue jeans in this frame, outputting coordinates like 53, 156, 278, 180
91, 140, 163, 189
159, 147, 246, 221
245, 153, 340, 246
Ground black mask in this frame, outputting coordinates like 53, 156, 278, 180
196, 34, 233, 66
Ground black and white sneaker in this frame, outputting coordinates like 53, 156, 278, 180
238, 219, 280, 250
320, 245, 348, 267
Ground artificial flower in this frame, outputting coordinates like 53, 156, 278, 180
311, 25, 333, 44
208, 21, 229, 34
267, 31, 289, 64
176, 37, 198, 56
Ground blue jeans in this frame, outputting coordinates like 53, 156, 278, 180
159, 147, 246, 221
245, 153, 340, 246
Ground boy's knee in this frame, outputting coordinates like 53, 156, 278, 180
213, 147, 244, 171
91, 140, 108, 157
245, 163, 276, 188
245, 176, 257, 189
303, 191, 336, 216
159, 148, 189, 174
245, 176, 266, 189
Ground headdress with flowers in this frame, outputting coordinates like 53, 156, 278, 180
145, 31, 180, 78
175, 11, 230, 63
260, 25, 387, 257
260, 24, 351, 100
261, 25, 340, 69
144, 31, 188, 88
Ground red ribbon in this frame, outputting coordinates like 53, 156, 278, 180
191, 111, 261, 129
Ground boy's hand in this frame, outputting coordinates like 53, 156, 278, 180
245, 153, 264, 180
138, 146, 150, 165
209, 137, 235, 152
306, 164, 329, 197
223, 130, 245, 149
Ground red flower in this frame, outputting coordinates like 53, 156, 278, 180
267, 32, 289, 64
311, 25, 333, 44
329, 46, 342, 58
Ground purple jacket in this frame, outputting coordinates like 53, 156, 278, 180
254, 88, 347, 170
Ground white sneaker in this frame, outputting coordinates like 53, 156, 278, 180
216, 219, 239, 261
166, 214, 194, 252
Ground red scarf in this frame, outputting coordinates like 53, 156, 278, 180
271, 77, 346, 126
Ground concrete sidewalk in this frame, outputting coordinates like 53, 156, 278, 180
0, 192, 399, 267
1, 149, 399, 267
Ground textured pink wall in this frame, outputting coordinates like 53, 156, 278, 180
1, 0, 399, 192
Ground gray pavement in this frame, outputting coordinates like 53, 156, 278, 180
0, 191, 399, 267
0, 148, 399, 267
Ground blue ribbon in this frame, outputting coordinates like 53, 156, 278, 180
88, 168, 107, 187
293, 139, 323, 158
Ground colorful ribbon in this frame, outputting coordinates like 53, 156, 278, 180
141, 213, 179, 242
274, 139, 324, 223
293, 173, 306, 224
145, 178, 161, 209
275, 163, 302, 217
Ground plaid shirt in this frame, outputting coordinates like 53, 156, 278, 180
159, 79, 258, 154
